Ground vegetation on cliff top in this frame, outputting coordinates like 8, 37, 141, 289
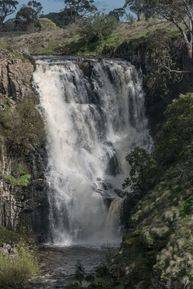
0, 18, 177, 56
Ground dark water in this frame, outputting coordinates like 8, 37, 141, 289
29, 246, 107, 289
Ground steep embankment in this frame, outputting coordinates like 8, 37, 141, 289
97, 94, 193, 289
0, 50, 47, 238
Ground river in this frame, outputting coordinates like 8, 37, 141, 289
29, 245, 109, 289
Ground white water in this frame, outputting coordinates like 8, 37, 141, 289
33, 58, 151, 247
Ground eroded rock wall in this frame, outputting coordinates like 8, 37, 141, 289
0, 50, 48, 239
0, 52, 34, 101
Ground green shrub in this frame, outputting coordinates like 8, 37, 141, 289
123, 147, 157, 193
0, 226, 20, 245
0, 243, 38, 289
81, 13, 118, 43
4, 174, 31, 187
0, 97, 44, 156
156, 93, 193, 166
180, 197, 193, 217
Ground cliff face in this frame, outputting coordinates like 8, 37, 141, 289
102, 30, 190, 136
0, 52, 34, 101
0, 50, 48, 239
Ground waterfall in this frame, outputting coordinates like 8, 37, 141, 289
33, 57, 152, 246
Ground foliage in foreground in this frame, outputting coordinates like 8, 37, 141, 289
122, 93, 193, 287
0, 226, 20, 245
0, 227, 38, 289
0, 243, 38, 289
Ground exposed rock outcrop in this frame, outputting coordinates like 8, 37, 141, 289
0, 50, 48, 238
0, 52, 34, 101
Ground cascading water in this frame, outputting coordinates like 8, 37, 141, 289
33, 57, 152, 247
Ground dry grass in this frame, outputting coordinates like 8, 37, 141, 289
0, 243, 39, 289
0, 18, 177, 56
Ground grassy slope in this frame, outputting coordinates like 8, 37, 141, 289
0, 20, 81, 55
73, 20, 177, 56
0, 19, 177, 56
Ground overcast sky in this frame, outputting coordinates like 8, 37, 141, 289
19, 0, 125, 14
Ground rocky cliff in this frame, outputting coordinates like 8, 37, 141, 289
0, 50, 48, 239
0, 52, 34, 100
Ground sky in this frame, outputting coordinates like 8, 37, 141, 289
19, 0, 125, 14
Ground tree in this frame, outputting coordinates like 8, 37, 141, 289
147, 0, 193, 65
124, 0, 154, 21
157, 93, 193, 165
15, 0, 42, 31
28, 0, 42, 16
123, 147, 157, 194
81, 13, 118, 43
125, 0, 142, 20
64, 0, 97, 22
0, 0, 18, 29
47, 9, 79, 27
109, 8, 125, 22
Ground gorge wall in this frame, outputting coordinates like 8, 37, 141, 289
0, 50, 48, 238
102, 30, 190, 136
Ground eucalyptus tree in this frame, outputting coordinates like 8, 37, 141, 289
15, 0, 43, 31
124, 0, 154, 20
150, 0, 193, 63
81, 13, 118, 43
0, 0, 18, 29
64, 0, 97, 22
109, 8, 125, 22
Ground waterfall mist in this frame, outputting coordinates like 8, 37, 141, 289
33, 57, 152, 247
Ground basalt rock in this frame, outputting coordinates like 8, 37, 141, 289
0, 49, 48, 238
0, 51, 34, 102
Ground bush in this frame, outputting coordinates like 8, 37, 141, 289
81, 13, 118, 43
156, 93, 193, 166
0, 226, 20, 245
0, 243, 38, 289
0, 97, 44, 156
123, 147, 157, 194
4, 174, 31, 187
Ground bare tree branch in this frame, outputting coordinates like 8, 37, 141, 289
163, 65, 191, 74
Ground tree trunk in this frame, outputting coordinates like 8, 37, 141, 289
186, 43, 193, 70
187, 45, 192, 58
0, 18, 4, 32
183, 42, 193, 92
